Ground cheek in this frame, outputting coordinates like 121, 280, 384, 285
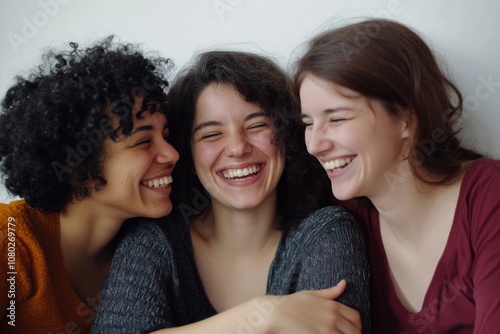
191, 143, 220, 172
252, 131, 280, 153
332, 124, 365, 148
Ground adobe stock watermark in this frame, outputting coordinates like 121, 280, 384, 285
7, 0, 74, 54
463, 74, 499, 113
51, 117, 114, 182
221, 273, 304, 334
383, 72, 499, 192
340, 0, 411, 62
213, 0, 244, 20
51, 77, 160, 182
384, 126, 448, 192
46, 288, 103, 334
370, 0, 407, 19
408, 277, 467, 333
6, 217, 17, 327
178, 187, 211, 223
222, 296, 285, 334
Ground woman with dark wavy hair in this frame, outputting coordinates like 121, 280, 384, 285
0, 36, 179, 333
93, 50, 370, 333
296, 18, 500, 333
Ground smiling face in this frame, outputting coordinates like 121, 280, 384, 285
300, 74, 410, 202
87, 96, 179, 220
191, 83, 285, 211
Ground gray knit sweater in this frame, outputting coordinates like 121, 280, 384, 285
92, 206, 370, 333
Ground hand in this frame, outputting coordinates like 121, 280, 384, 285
262, 280, 362, 334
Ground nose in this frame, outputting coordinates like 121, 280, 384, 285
224, 134, 251, 158
305, 125, 332, 157
156, 140, 179, 165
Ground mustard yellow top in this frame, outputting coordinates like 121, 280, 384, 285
1, 200, 94, 333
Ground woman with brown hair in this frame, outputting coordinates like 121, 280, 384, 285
93, 50, 370, 334
296, 18, 500, 333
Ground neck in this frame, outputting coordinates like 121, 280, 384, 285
372, 170, 463, 244
192, 193, 281, 254
371, 172, 433, 231
60, 200, 124, 266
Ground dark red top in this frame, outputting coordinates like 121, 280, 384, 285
345, 158, 500, 333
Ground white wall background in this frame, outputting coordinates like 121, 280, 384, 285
1, 0, 499, 203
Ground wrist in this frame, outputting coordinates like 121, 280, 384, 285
251, 296, 279, 334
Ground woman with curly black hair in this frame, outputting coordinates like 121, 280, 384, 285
0, 36, 179, 333
93, 50, 370, 333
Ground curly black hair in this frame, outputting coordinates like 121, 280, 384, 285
167, 50, 330, 231
0, 35, 172, 213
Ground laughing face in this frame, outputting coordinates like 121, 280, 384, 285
299, 74, 410, 202
87, 96, 179, 220
191, 83, 285, 211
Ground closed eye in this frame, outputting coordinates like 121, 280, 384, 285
248, 122, 268, 130
134, 139, 151, 146
201, 132, 222, 140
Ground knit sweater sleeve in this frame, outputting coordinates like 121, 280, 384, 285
267, 206, 371, 333
91, 219, 176, 334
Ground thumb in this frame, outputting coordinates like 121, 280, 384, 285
312, 279, 347, 300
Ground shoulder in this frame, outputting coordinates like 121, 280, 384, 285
114, 210, 190, 254
295, 205, 358, 233
285, 206, 362, 246
463, 158, 500, 181
0, 201, 54, 304
456, 158, 500, 233
1, 199, 38, 221
462, 158, 500, 190
461, 158, 500, 206
0, 199, 57, 243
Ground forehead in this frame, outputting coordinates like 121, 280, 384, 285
194, 83, 262, 121
300, 75, 361, 99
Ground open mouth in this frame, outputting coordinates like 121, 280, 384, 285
222, 164, 261, 181
322, 157, 352, 172
141, 175, 173, 188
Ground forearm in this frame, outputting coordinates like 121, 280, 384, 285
150, 297, 274, 334
151, 285, 352, 334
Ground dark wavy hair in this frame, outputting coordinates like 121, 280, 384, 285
167, 50, 330, 231
0, 35, 172, 212
294, 19, 483, 185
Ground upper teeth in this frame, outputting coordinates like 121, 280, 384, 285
223, 165, 261, 179
143, 176, 173, 188
323, 158, 352, 170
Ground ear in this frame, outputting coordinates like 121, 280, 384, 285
399, 108, 416, 139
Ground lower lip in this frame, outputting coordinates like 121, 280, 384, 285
220, 166, 264, 186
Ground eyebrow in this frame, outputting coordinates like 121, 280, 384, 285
300, 107, 351, 119
193, 111, 266, 133
127, 122, 168, 137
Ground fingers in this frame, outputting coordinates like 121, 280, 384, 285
334, 304, 362, 333
305, 280, 362, 333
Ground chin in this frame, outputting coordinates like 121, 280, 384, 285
331, 186, 354, 201
149, 203, 174, 218
228, 199, 262, 210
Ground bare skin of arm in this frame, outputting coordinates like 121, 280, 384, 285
151, 281, 362, 334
